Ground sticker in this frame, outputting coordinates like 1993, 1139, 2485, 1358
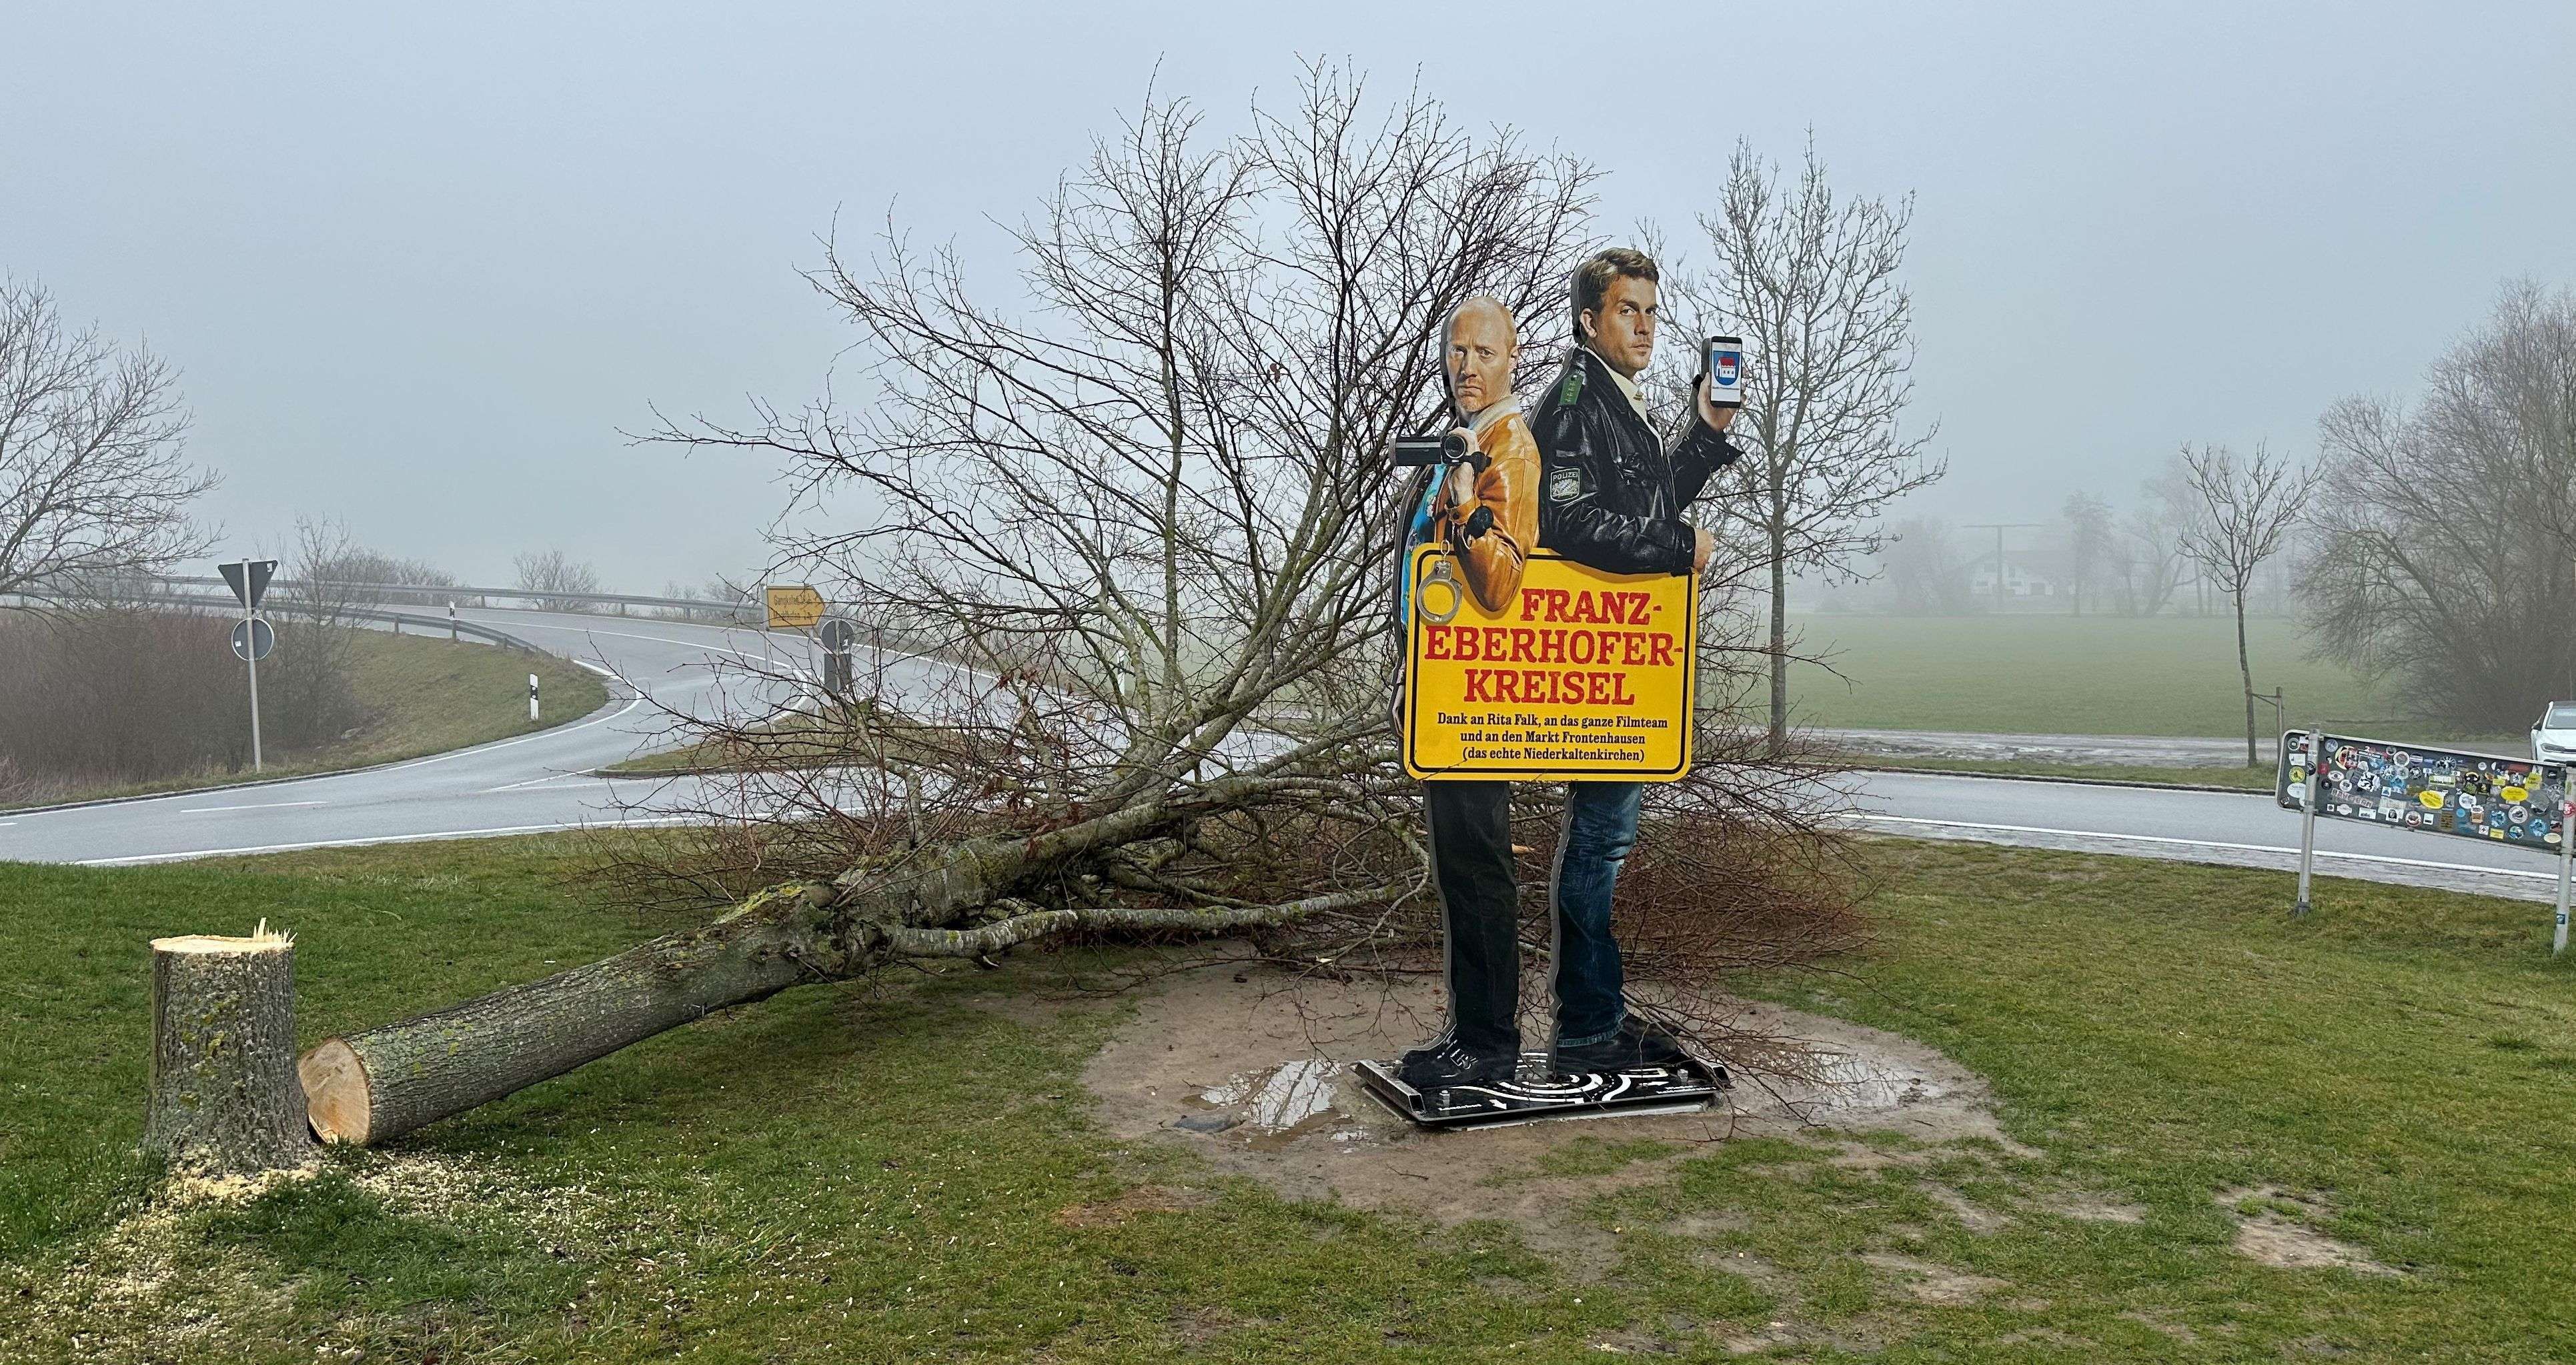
2419, 790, 2445, 808
2509, 806, 2529, 826
2503, 785, 2530, 803
2335, 804, 2353, 816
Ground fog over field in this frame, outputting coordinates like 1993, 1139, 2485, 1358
5, 1, 2569, 591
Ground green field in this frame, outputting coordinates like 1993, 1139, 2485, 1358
1784, 613, 2399, 738
2, 632, 608, 810
7, 834, 2575, 1361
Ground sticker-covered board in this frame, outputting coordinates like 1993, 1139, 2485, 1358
2277, 730, 2569, 853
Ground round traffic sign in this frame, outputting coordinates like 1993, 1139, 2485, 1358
818, 616, 858, 652
230, 617, 275, 662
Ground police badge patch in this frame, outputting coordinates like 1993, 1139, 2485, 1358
1547, 466, 1585, 502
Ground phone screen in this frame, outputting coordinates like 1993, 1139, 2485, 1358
1706, 335, 1745, 406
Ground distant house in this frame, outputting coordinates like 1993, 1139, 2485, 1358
1968, 549, 2069, 602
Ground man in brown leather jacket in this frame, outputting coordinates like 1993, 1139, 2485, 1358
1397, 295, 1545, 1093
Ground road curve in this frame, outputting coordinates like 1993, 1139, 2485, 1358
3, 613, 2565, 908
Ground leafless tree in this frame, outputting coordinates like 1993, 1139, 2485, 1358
1669, 139, 1945, 754
2301, 281, 2576, 732
2062, 492, 2114, 615
297, 68, 1871, 1144
512, 547, 603, 611
2113, 456, 2199, 616
2178, 441, 2318, 764
0, 279, 216, 602
1879, 515, 1972, 615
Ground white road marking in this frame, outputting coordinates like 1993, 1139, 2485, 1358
1839, 812, 2556, 882
74, 815, 704, 866
181, 800, 327, 814
480, 772, 608, 794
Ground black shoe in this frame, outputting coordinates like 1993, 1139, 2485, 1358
1554, 1018, 1693, 1076
1397, 1038, 1519, 1092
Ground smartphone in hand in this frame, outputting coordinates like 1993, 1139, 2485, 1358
1705, 335, 1746, 408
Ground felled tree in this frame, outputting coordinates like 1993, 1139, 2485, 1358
303, 67, 1866, 1146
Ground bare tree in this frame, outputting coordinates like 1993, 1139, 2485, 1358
1879, 515, 1972, 614
512, 547, 603, 611
1671, 139, 1945, 754
297, 68, 1868, 1145
2178, 441, 2318, 765
0, 280, 216, 601
2114, 457, 2198, 616
2062, 491, 2114, 615
2301, 281, 2576, 732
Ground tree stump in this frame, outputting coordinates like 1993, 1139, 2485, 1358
145, 928, 309, 1174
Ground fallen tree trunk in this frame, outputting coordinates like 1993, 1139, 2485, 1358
299, 828, 1392, 1147
147, 926, 309, 1174
302, 882, 839, 1144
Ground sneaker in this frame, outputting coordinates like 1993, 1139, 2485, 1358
1396, 1038, 1519, 1092
1554, 1018, 1693, 1076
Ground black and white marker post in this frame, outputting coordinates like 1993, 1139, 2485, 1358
2293, 729, 2321, 918
217, 559, 278, 772
528, 673, 540, 723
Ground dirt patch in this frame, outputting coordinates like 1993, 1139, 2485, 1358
1920, 1182, 2012, 1234
1052, 1184, 1211, 1228
2040, 1190, 2148, 1224
1861, 1252, 2011, 1305
1078, 961, 2020, 1266
2214, 1185, 2402, 1276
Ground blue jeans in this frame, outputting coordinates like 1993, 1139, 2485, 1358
1551, 781, 1642, 1048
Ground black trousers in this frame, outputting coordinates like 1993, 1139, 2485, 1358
1425, 780, 1520, 1055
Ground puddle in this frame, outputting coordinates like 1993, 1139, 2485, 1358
1200, 1058, 1343, 1133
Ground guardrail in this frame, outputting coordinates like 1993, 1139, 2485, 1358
29, 590, 557, 655
151, 577, 760, 619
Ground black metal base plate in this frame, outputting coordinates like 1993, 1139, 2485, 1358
1354, 1052, 1728, 1130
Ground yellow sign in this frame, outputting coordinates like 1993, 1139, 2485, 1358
764, 584, 826, 630
1401, 547, 1696, 780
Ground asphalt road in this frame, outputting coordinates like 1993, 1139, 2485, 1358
3, 610, 2565, 908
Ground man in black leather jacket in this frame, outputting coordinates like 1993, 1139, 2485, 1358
1530, 246, 1742, 1076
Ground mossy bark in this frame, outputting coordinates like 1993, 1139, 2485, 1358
146, 935, 307, 1174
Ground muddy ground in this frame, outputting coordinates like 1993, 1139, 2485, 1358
1061, 961, 2026, 1258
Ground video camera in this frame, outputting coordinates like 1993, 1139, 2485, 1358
1389, 429, 1476, 469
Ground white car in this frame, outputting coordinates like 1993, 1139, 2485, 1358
2533, 702, 2576, 764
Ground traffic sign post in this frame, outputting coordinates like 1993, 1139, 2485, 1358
2555, 790, 2573, 956
819, 616, 856, 698
219, 559, 279, 772
765, 585, 825, 631
2293, 729, 2321, 918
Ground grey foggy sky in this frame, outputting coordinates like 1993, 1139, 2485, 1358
6, 1, 2571, 591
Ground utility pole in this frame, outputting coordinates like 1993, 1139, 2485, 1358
1963, 523, 2043, 613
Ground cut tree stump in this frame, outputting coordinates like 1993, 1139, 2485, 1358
145, 926, 309, 1174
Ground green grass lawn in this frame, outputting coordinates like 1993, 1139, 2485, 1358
6, 834, 2575, 1361
1, 633, 608, 810
1786, 613, 2419, 739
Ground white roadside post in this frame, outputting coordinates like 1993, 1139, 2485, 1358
449, 600, 458, 643
528, 673, 540, 723
219, 559, 277, 773
245, 599, 263, 772
2293, 730, 2321, 918
2554, 770, 2573, 956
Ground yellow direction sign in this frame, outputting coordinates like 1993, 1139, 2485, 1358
764, 583, 826, 630
1401, 547, 1696, 781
